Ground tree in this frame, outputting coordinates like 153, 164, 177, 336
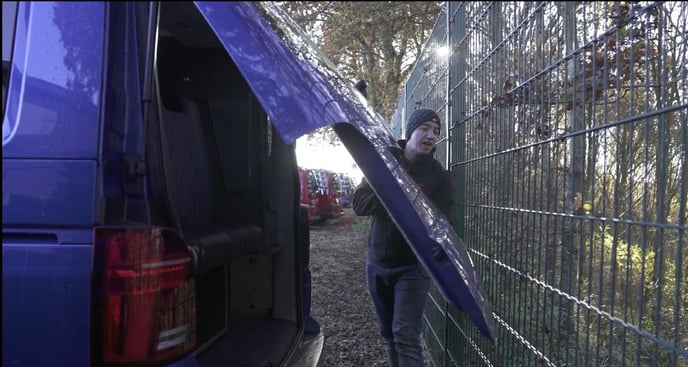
279, 1, 443, 144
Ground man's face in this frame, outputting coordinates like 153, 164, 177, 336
408, 121, 440, 156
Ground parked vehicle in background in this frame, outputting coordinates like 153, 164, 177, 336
298, 167, 321, 223
336, 173, 355, 208
312, 169, 344, 220
3, 2, 324, 367
331, 172, 344, 207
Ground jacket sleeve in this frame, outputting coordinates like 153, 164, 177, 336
352, 178, 385, 216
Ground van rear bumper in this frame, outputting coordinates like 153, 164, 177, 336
287, 329, 324, 367
165, 355, 199, 367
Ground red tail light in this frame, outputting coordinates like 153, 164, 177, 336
92, 227, 196, 366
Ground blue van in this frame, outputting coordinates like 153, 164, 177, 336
2, 2, 325, 367
3, 2, 496, 367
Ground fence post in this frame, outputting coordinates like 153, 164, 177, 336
449, 1, 466, 240
448, 1, 467, 364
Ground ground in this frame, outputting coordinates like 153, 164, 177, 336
309, 208, 388, 367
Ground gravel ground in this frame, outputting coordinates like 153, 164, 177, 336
309, 208, 389, 367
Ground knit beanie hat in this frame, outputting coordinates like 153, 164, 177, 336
406, 108, 440, 140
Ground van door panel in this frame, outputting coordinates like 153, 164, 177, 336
2, 243, 92, 367
2, 160, 97, 226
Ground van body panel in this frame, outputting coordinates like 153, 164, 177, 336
2, 243, 92, 367
3, 159, 98, 226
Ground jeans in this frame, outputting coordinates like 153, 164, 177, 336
366, 261, 431, 367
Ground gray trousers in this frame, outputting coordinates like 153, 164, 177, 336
366, 261, 431, 367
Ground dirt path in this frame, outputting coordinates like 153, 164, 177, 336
309, 208, 388, 367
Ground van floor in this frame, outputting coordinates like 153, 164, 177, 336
195, 319, 296, 367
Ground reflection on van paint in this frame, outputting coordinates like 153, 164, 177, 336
2, 1, 103, 157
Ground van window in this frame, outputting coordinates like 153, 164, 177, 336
2, 1, 17, 118
2, 2, 104, 158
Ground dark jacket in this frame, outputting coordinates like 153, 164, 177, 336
352, 141, 453, 267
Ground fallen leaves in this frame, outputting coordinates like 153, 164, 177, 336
310, 210, 388, 367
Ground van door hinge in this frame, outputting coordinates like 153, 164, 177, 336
123, 153, 147, 195
124, 153, 147, 177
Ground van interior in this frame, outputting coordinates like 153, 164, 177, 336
129, 2, 304, 366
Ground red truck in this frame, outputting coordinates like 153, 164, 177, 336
312, 169, 344, 220
298, 167, 321, 223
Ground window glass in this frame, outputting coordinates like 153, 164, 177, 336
2, 1, 17, 117
2, 2, 105, 157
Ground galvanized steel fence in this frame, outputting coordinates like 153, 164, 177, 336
391, 2, 688, 366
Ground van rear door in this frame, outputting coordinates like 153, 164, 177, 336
194, 1, 496, 341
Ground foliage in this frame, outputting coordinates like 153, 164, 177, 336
279, 1, 443, 144
574, 229, 687, 366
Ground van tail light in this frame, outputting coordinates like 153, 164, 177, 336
92, 227, 196, 366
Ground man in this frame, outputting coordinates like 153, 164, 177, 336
352, 108, 453, 367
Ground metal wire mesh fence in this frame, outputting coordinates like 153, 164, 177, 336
392, 2, 688, 366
